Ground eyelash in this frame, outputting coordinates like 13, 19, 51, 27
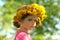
28, 19, 32, 21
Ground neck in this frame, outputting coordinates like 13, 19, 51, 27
20, 27, 28, 33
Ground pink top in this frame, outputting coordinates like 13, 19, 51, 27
14, 29, 32, 40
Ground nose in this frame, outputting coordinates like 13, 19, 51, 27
33, 22, 36, 27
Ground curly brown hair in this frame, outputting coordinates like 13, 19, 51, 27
13, 13, 32, 28
13, 4, 47, 28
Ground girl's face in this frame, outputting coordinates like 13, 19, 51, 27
20, 16, 36, 30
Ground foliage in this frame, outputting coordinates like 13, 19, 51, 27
0, 0, 60, 40
32, 35, 44, 40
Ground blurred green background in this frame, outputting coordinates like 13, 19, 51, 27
0, 0, 60, 40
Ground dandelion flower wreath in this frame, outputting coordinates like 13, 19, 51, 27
14, 3, 47, 27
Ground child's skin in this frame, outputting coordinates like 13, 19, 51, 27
19, 15, 37, 32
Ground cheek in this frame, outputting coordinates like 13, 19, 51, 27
25, 22, 31, 27
23, 21, 34, 30
24, 21, 32, 28
22, 21, 28, 26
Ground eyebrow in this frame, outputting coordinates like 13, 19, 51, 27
28, 17, 36, 20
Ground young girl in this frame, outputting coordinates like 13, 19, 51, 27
13, 4, 46, 40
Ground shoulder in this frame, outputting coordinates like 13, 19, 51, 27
15, 31, 28, 40
17, 32, 27, 37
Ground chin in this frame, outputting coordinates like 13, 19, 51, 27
29, 28, 33, 30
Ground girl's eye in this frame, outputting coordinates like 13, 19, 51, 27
28, 19, 37, 22
28, 19, 32, 21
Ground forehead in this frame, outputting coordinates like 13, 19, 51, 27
25, 15, 37, 20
